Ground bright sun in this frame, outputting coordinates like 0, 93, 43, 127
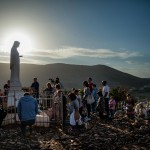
4, 30, 34, 55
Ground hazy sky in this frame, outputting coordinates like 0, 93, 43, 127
0, 0, 150, 78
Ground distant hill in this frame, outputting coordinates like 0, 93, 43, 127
0, 63, 150, 90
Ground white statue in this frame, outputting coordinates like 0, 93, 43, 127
10, 41, 22, 90
7, 41, 24, 107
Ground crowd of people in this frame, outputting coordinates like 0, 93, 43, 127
0, 76, 150, 136
28, 76, 150, 131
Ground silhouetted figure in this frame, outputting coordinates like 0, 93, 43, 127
31, 77, 39, 99
10, 41, 22, 90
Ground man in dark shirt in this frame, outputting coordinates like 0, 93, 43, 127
31, 77, 39, 99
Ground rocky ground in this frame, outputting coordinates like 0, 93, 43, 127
0, 117, 150, 150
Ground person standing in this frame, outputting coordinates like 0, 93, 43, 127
31, 77, 39, 99
74, 89, 83, 117
88, 77, 93, 93
102, 80, 110, 119
83, 81, 92, 120
96, 90, 105, 119
91, 84, 98, 113
125, 93, 135, 119
3, 80, 10, 96
55, 77, 64, 89
109, 96, 116, 119
43, 82, 54, 108
17, 92, 38, 135
68, 92, 82, 128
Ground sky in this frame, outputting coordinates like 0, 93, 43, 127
0, 0, 150, 78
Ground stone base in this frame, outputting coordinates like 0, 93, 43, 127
7, 90, 24, 107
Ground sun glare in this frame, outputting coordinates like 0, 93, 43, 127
4, 30, 34, 55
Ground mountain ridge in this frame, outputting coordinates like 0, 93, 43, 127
0, 63, 150, 90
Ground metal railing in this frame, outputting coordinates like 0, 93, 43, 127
0, 93, 64, 128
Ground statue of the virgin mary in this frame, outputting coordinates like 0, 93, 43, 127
10, 41, 22, 90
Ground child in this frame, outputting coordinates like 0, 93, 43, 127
109, 96, 116, 119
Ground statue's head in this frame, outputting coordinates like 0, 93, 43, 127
13, 41, 20, 48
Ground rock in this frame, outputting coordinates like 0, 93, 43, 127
0, 116, 150, 150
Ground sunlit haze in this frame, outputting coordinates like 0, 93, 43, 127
4, 30, 34, 55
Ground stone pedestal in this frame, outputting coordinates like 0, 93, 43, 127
7, 89, 24, 107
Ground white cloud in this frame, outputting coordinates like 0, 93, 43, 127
125, 60, 137, 64
22, 46, 141, 59
0, 46, 142, 64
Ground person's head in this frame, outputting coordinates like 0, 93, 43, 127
102, 80, 107, 86
71, 88, 75, 92
126, 93, 131, 98
55, 77, 60, 84
88, 77, 92, 83
83, 81, 89, 87
126, 93, 132, 100
7, 80, 10, 84
55, 84, 61, 90
33, 77, 37, 82
68, 92, 76, 101
57, 89, 62, 97
13, 41, 20, 48
74, 89, 79, 95
92, 84, 96, 88
47, 82, 52, 88
24, 92, 30, 96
